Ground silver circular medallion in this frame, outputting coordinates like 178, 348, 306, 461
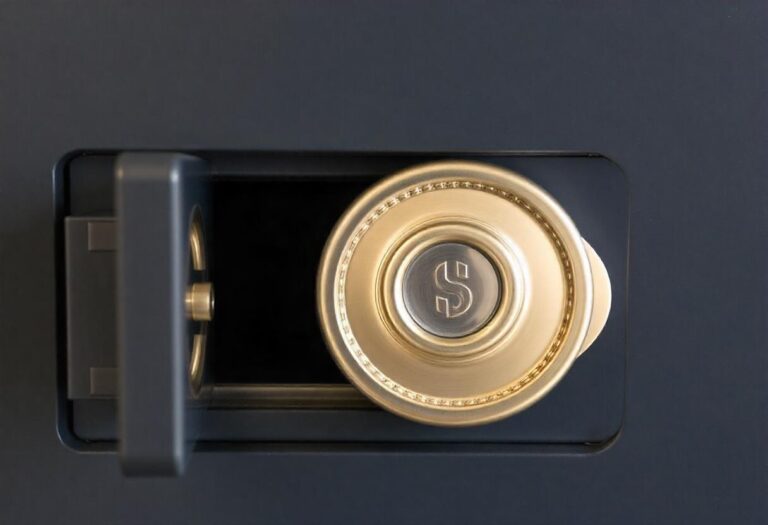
402, 242, 501, 338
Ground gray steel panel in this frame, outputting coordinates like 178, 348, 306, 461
0, 1, 765, 523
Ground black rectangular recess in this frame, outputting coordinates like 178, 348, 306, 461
211, 175, 375, 384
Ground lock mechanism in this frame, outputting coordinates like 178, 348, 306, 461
63, 151, 625, 476
185, 208, 213, 395
317, 161, 612, 426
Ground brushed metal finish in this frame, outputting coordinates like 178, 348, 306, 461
402, 242, 501, 338
580, 240, 612, 355
187, 208, 209, 396
317, 161, 610, 426
209, 384, 371, 409
186, 282, 215, 322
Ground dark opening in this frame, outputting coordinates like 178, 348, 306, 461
210, 176, 376, 383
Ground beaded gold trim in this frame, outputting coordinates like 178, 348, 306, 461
335, 180, 575, 409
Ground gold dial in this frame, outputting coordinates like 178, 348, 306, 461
317, 161, 610, 426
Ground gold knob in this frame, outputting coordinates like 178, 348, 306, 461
317, 161, 611, 426
186, 282, 214, 322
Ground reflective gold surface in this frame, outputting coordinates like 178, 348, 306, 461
187, 208, 210, 396
581, 240, 612, 355
317, 161, 610, 426
186, 282, 215, 322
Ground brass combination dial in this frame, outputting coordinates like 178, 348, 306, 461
317, 161, 611, 426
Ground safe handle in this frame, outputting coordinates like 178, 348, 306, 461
115, 153, 211, 476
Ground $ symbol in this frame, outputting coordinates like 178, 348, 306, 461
434, 260, 474, 319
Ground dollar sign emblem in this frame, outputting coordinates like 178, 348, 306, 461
434, 260, 474, 319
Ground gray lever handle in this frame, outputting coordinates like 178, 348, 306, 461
115, 152, 211, 476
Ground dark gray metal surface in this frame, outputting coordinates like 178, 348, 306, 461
65, 217, 117, 399
0, 1, 766, 523
115, 153, 209, 476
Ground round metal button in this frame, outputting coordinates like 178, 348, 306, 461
402, 242, 501, 339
